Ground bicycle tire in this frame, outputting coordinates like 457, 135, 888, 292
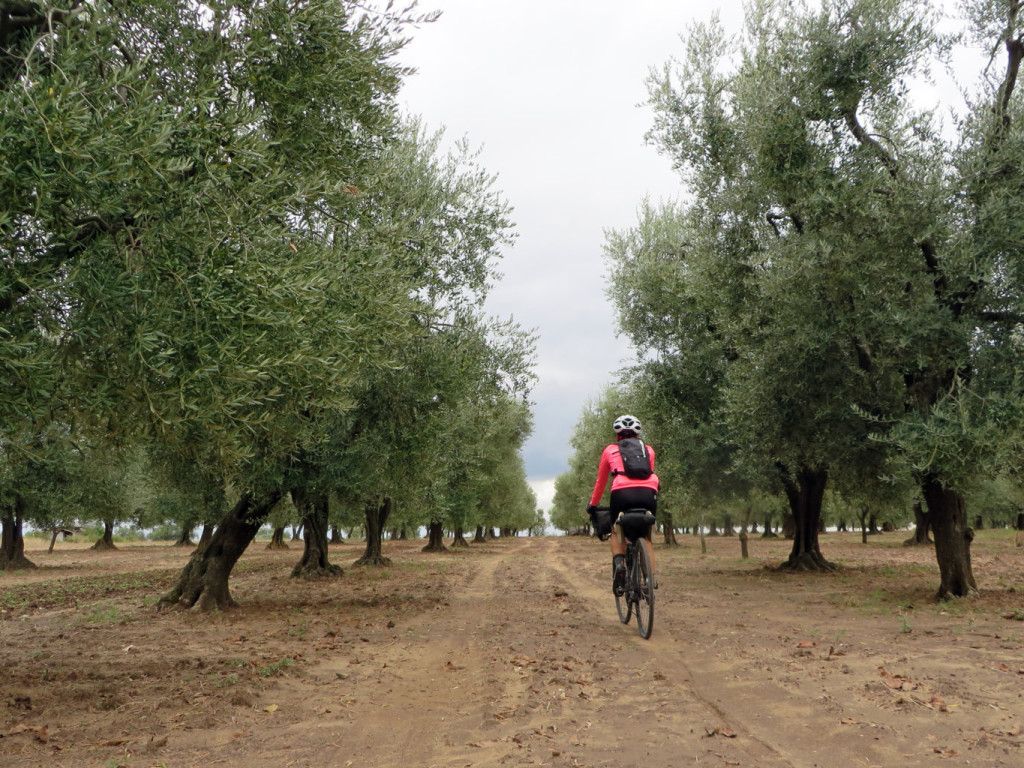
615, 550, 632, 624
634, 540, 655, 639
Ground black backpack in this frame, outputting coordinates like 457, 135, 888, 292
616, 438, 652, 480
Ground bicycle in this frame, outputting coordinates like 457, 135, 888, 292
593, 507, 656, 639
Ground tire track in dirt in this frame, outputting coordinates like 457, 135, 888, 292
549, 540, 965, 768
545, 538, 796, 768
274, 538, 555, 768
330, 536, 799, 768
263, 537, 792, 767
158, 538, 915, 767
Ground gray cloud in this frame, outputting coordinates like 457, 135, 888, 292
398, 1, 746, 494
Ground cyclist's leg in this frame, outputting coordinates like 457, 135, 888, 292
609, 517, 626, 558
608, 492, 627, 559
608, 494, 628, 593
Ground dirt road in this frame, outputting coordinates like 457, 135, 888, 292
2, 534, 1022, 767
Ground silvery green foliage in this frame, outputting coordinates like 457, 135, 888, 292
0, 1, 421, 468
621, 0, 1024, 497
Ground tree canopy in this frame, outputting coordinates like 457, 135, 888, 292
1, 1, 537, 601
589, 0, 1024, 596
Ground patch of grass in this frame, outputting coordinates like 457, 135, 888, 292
898, 614, 913, 634
863, 588, 891, 608
258, 658, 295, 677
84, 603, 127, 624
207, 672, 239, 688
0, 570, 176, 615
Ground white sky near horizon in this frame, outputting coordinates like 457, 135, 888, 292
394, 0, 975, 513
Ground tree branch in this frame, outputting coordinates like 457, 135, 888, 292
852, 337, 873, 373
843, 105, 898, 178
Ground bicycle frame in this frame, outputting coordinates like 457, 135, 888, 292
611, 508, 656, 638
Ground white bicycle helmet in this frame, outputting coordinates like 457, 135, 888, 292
613, 414, 642, 436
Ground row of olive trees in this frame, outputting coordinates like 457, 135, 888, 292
560, 0, 1024, 599
0, 1, 536, 608
552, 382, 1024, 537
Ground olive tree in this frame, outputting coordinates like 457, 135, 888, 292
1, 0, 442, 601
632, 0, 1024, 595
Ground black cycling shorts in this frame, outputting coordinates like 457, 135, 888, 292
610, 487, 657, 518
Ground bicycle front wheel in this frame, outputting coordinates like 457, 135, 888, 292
634, 541, 655, 639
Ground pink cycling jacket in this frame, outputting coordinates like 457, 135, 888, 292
589, 442, 659, 507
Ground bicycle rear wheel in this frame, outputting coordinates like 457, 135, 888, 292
615, 553, 632, 624
634, 540, 655, 639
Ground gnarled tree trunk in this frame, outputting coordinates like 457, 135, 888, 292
1, 499, 35, 570
175, 521, 196, 547
473, 525, 486, 543
858, 506, 870, 544
451, 523, 469, 548
291, 489, 341, 579
266, 527, 289, 549
160, 491, 281, 611
662, 512, 679, 547
922, 476, 977, 599
422, 520, 447, 552
779, 465, 835, 571
903, 501, 932, 546
356, 497, 392, 566
91, 521, 117, 551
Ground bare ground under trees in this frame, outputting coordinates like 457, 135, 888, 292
1, 532, 1023, 767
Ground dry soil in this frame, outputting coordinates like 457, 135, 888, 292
1, 530, 1023, 768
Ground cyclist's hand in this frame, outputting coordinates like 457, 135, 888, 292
586, 504, 597, 516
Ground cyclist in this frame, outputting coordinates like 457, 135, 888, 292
586, 414, 659, 594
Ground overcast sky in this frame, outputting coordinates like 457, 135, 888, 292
395, 0, 970, 512
396, 1, 751, 509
